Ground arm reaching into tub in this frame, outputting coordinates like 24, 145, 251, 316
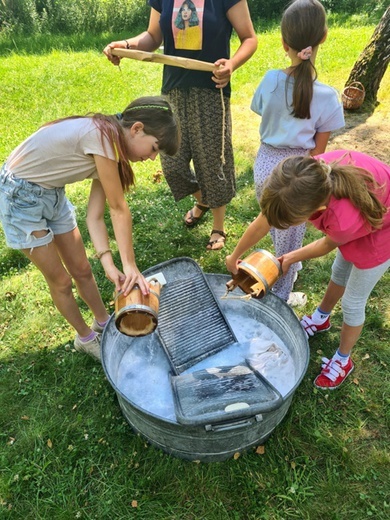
226, 213, 271, 274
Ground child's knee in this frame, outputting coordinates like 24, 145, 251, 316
52, 271, 73, 294
341, 297, 366, 327
71, 261, 94, 283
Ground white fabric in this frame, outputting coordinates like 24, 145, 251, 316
287, 292, 307, 308
251, 69, 345, 150
6, 118, 116, 189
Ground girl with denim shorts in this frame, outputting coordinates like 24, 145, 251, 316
0, 97, 179, 360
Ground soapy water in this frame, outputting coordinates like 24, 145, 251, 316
116, 310, 296, 422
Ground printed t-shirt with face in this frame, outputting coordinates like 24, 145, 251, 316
149, 0, 241, 96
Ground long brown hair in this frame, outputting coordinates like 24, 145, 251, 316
260, 154, 387, 230
43, 96, 180, 191
281, 0, 327, 119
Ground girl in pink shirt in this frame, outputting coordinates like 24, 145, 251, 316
226, 150, 389, 389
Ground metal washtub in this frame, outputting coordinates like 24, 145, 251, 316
101, 258, 309, 462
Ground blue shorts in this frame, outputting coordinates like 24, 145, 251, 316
0, 165, 77, 250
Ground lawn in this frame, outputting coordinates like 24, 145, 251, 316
0, 22, 389, 520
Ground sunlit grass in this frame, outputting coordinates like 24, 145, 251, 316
0, 23, 389, 520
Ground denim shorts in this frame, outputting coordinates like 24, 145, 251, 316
0, 165, 77, 250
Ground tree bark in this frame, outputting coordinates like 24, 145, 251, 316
345, 6, 390, 104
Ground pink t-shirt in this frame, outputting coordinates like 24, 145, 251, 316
311, 150, 390, 269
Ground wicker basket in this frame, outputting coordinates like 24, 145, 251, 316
342, 81, 365, 110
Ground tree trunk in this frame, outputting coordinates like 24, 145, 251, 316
345, 6, 390, 105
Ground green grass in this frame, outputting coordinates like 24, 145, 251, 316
0, 25, 389, 519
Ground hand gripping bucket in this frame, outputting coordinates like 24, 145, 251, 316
114, 278, 161, 337
226, 249, 282, 299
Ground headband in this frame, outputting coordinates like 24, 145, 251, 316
127, 104, 169, 111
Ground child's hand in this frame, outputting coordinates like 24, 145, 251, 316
226, 254, 240, 274
103, 265, 126, 291
277, 255, 292, 275
121, 266, 150, 297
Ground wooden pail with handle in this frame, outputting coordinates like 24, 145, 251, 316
115, 279, 161, 336
226, 249, 282, 299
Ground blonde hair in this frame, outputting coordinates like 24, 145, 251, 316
260, 154, 387, 230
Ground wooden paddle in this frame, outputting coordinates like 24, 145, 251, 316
111, 48, 215, 72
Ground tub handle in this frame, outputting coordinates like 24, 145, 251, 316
204, 414, 263, 432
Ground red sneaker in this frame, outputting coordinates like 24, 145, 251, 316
314, 357, 354, 390
301, 314, 331, 338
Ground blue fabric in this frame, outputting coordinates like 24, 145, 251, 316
251, 69, 345, 149
0, 166, 76, 249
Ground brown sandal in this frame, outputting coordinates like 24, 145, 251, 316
184, 203, 209, 227
206, 229, 227, 251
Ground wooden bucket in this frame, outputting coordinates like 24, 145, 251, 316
115, 279, 161, 337
226, 249, 282, 299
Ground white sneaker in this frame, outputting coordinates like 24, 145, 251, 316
287, 292, 307, 308
74, 333, 101, 360
91, 318, 105, 334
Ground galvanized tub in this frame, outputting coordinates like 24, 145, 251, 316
101, 270, 309, 462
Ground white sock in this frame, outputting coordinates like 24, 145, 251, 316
333, 349, 350, 367
311, 307, 330, 325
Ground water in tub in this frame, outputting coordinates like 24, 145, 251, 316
116, 310, 296, 421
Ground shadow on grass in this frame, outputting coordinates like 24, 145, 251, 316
0, 248, 31, 278
330, 103, 384, 144
236, 164, 255, 188
0, 32, 139, 57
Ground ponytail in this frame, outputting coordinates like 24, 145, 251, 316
289, 60, 317, 119
329, 159, 386, 230
281, 0, 327, 119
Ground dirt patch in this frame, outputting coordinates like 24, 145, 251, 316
328, 108, 390, 163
